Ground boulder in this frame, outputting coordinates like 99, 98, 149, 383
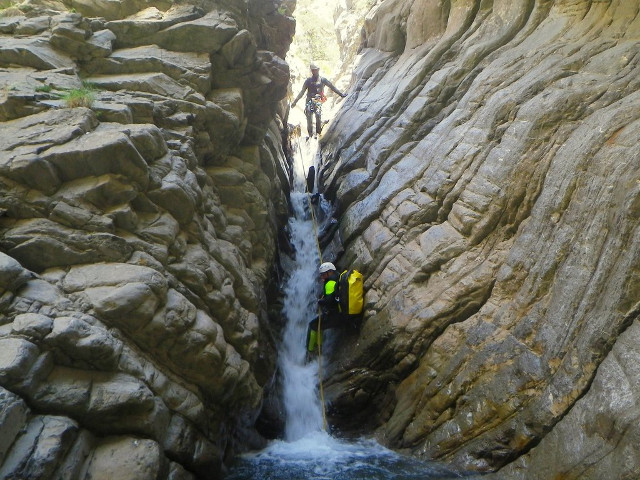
167, 462, 196, 480
0, 68, 83, 122
0, 252, 35, 294
45, 316, 123, 369
0, 108, 98, 149
0, 16, 26, 34
82, 436, 165, 480
0, 37, 74, 70
14, 15, 51, 35
51, 25, 116, 60
152, 10, 238, 53
90, 100, 134, 123
53, 175, 139, 212
12, 313, 54, 340
87, 373, 157, 423
1, 219, 133, 271
63, 262, 167, 294
0, 388, 29, 464
84, 45, 211, 93
0, 338, 41, 388
83, 283, 160, 329
40, 122, 151, 187
221, 29, 256, 68
66, 0, 173, 21
13, 278, 71, 310
49, 200, 115, 232
0, 415, 79, 480
0, 107, 97, 155
85, 72, 203, 103
146, 167, 199, 225
105, 5, 203, 46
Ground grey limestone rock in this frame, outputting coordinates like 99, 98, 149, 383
0, 414, 80, 479
152, 10, 238, 54
0, 37, 74, 70
0, 252, 35, 295
494, 320, 640, 479
318, 0, 640, 477
81, 436, 166, 480
0, 387, 29, 464
84, 45, 212, 93
104, 5, 204, 46
0, 0, 293, 477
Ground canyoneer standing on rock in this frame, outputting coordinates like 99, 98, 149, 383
292, 63, 346, 141
307, 262, 343, 355
306, 262, 364, 357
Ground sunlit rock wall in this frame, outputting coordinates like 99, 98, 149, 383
0, 0, 294, 478
319, 1, 640, 478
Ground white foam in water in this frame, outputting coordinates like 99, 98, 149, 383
258, 433, 394, 461
229, 433, 462, 479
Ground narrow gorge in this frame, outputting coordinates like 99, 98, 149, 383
1, 1, 639, 480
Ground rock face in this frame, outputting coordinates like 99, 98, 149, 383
0, 0, 294, 478
319, 0, 640, 478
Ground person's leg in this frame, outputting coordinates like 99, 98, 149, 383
306, 317, 319, 351
315, 112, 322, 136
309, 314, 342, 355
320, 313, 345, 330
305, 107, 313, 138
306, 165, 315, 193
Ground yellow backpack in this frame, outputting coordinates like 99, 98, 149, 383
338, 269, 364, 315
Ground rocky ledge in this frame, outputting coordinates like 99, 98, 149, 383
320, 1, 640, 479
0, 0, 294, 478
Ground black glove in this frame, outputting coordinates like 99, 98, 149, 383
341, 93, 347, 98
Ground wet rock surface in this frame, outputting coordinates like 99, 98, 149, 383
0, 0, 294, 478
319, 1, 640, 478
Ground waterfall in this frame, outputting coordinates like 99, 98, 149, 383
226, 143, 463, 480
280, 142, 324, 441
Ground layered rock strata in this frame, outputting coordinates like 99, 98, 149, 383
319, 1, 640, 478
0, 0, 293, 478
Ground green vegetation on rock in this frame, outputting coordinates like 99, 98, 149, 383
62, 83, 96, 108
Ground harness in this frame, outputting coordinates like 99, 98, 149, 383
304, 76, 327, 115
305, 94, 325, 115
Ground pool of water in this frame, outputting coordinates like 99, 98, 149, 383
225, 432, 464, 480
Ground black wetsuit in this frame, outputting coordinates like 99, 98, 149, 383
306, 271, 345, 351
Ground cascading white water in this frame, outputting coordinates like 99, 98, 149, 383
226, 140, 464, 480
280, 142, 324, 441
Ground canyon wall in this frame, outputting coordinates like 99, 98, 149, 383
0, 0, 293, 478
320, 1, 640, 478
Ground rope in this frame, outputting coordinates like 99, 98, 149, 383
297, 139, 328, 432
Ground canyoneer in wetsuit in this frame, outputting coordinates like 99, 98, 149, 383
292, 63, 346, 140
306, 262, 346, 354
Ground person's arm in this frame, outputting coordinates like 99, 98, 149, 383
322, 78, 346, 97
292, 80, 309, 107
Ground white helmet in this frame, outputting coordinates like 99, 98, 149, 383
318, 262, 336, 274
